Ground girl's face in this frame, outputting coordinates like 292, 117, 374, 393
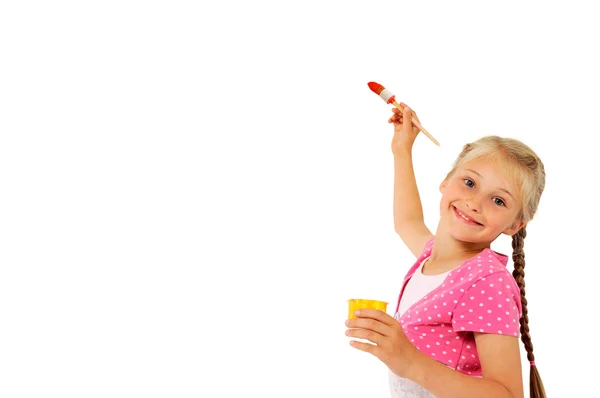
439, 157, 525, 244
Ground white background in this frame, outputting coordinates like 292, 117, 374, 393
1, 1, 598, 397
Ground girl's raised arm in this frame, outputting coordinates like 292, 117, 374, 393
389, 105, 433, 257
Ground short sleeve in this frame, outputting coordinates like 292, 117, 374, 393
452, 272, 522, 337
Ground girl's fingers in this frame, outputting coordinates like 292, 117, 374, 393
346, 328, 383, 346
346, 316, 392, 336
398, 103, 417, 121
348, 339, 379, 355
412, 111, 420, 123
402, 107, 413, 128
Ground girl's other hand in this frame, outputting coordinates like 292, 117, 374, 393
388, 103, 422, 155
345, 309, 422, 379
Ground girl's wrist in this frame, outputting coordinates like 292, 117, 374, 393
404, 349, 428, 383
393, 145, 413, 158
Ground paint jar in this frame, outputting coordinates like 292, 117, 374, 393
347, 298, 388, 319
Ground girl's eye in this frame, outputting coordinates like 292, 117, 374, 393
463, 179, 475, 188
493, 197, 505, 207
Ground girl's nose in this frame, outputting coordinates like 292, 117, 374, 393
465, 197, 482, 212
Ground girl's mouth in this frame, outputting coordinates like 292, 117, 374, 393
453, 206, 483, 226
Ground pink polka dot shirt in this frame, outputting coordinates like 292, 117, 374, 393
393, 238, 523, 376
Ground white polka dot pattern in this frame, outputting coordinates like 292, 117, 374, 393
453, 274, 521, 336
393, 238, 523, 377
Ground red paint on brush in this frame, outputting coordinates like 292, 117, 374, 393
367, 81, 384, 95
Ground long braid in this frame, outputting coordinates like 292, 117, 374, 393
511, 227, 546, 398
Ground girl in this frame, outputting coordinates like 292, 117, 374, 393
344, 104, 546, 398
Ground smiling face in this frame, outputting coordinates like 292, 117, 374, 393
439, 156, 526, 245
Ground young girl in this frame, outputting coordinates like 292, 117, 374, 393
345, 104, 546, 398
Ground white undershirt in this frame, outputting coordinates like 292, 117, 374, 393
398, 258, 451, 316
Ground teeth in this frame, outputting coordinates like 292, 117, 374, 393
456, 208, 475, 223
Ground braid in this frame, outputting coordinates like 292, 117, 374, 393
511, 228, 534, 358
511, 227, 546, 398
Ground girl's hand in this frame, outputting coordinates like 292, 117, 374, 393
345, 309, 422, 378
388, 103, 422, 155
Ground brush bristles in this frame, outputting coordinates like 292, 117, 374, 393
367, 81, 384, 95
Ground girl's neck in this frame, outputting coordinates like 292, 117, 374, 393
426, 231, 492, 273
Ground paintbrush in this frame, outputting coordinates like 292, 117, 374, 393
368, 81, 440, 146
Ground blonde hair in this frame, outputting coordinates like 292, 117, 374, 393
448, 136, 547, 398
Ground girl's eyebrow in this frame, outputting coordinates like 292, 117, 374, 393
465, 168, 515, 199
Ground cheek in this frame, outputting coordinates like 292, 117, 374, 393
451, 181, 470, 195
443, 182, 460, 195
485, 205, 517, 227
439, 190, 454, 205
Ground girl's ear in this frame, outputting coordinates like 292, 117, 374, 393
503, 220, 526, 236
439, 179, 448, 194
